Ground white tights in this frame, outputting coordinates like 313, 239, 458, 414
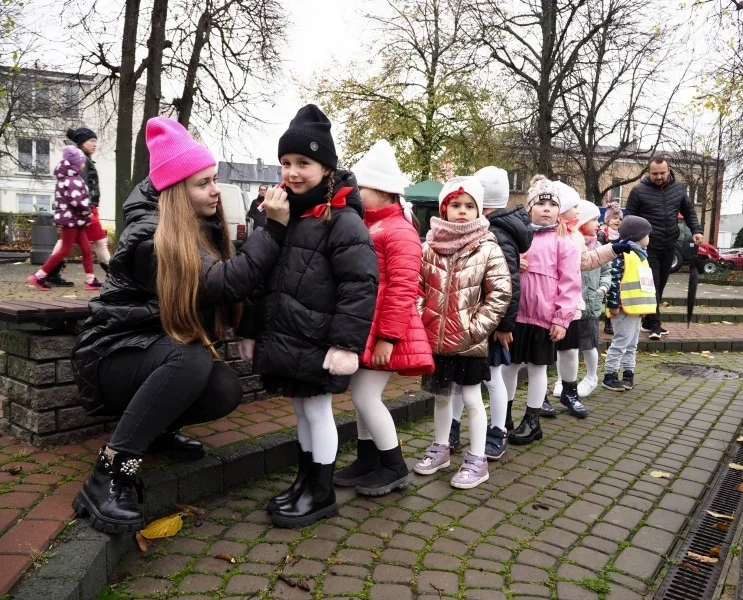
451, 366, 508, 430
291, 394, 337, 465
435, 384, 487, 456
583, 347, 599, 380
556, 349, 579, 382
350, 369, 398, 450
503, 363, 548, 409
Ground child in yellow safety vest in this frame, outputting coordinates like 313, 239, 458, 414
602, 216, 656, 392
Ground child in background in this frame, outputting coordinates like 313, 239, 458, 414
415, 177, 511, 488
27, 146, 98, 291
574, 200, 612, 397
502, 178, 581, 445
333, 140, 434, 497
598, 202, 623, 334
243, 105, 379, 528
449, 166, 533, 460
603, 216, 655, 391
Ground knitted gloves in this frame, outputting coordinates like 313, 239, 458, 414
323, 347, 359, 376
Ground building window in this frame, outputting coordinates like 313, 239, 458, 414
62, 83, 81, 119
610, 178, 622, 202
554, 173, 570, 184
237, 182, 251, 192
17, 194, 51, 212
508, 170, 524, 192
692, 182, 706, 205
18, 139, 50, 174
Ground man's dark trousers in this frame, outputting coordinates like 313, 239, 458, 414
643, 245, 674, 331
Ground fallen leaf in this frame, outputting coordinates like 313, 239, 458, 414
175, 504, 205, 517
688, 551, 718, 564
277, 574, 296, 587
371, 552, 380, 560
730, 463, 743, 471
61, 294, 77, 299
135, 532, 149, 553
140, 514, 184, 540
736, 482, 743, 493
707, 510, 735, 520
709, 546, 721, 558
297, 579, 310, 591
532, 503, 550, 511
701, 350, 711, 354
737, 436, 743, 443
714, 522, 730, 532
650, 470, 672, 479
607, 421, 615, 425
7, 466, 22, 475
215, 553, 236, 564
679, 561, 701, 573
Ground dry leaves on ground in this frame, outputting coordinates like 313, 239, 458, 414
687, 551, 718, 564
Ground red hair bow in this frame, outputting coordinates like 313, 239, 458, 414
439, 186, 465, 216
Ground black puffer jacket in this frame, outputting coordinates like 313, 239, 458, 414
83, 156, 100, 207
72, 177, 284, 415
249, 171, 379, 396
487, 205, 533, 333
625, 172, 701, 249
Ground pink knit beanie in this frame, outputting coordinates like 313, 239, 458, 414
62, 145, 85, 167
145, 117, 216, 191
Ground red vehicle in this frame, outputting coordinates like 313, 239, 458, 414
720, 249, 743, 270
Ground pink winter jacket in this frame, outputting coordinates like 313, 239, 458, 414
517, 228, 582, 330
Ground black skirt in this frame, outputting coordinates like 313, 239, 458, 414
578, 318, 599, 351
262, 376, 335, 399
421, 354, 491, 396
510, 322, 556, 366
555, 319, 581, 351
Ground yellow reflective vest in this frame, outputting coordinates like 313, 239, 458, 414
620, 250, 657, 315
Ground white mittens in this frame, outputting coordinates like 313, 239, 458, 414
238, 339, 255, 362
322, 346, 359, 376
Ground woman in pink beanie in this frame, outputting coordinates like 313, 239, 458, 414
70, 116, 289, 535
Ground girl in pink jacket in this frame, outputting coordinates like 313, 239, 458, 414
502, 178, 582, 446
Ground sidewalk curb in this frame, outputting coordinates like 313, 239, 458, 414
600, 338, 743, 353
7, 390, 434, 600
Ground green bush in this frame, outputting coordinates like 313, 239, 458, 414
734, 227, 743, 248
0, 212, 34, 245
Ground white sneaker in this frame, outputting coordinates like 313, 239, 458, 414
552, 381, 563, 397
577, 376, 598, 398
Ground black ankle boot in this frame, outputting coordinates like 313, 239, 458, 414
271, 462, 339, 528
46, 260, 74, 287
149, 430, 204, 460
505, 401, 514, 432
267, 445, 312, 514
508, 406, 543, 446
355, 445, 409, 497
560, 380, 588, 418
72, 446, 145, 533
333, 439, 379, 486
448, 418, 462, 451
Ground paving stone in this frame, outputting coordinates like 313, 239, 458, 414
418, 570, 459, 594
459, 506, 504, 531
346, 532, 383, 549
630, 526, 677, 555
464, 569, 504, 588
127, 577, 173, 595
284, 559, 324, 576
405, 521, 437, 538
581, 535, 618, 555
538, 527, 578, 549
417, 480, 452, 500
511, 564, 549, 582
246, 542, 289, 563
566, 546, 609, 570
423, 552, 460, 570
646, 508, 687, 534
432, 537, 468, 555
192, 556, 235, 574
379, 548, 418, 564
208, 540, 248, 558
602, 505, 644, 529
463, 591, 507, 600
556, 582, 599, 600
659, 493, 697, 514
556, 564, 597, 580
322, 575, 365, 594
500, 483, 540, 503
507, 583, 551, 597
373, 564, 414, 583
552, 517, 589, 534
517, 549, 557, 568
618, 494, 654, 512
563, 500, 604, 524
473, 541, 512, 562
435, 499, 470, 517
370, 584, 414, 600
613, 546, 663, 580
606, 586, 645, 600
179, 574, 225, 593
445, 526, 479, 544
510, 513, 546, 531
295, 538, 338, 559
145, 554, 191, 576
167, 537, 208, 554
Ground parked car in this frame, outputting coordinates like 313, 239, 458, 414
670, 218, 721, 274
720, 249, 743, 270
218, 183, 248, 247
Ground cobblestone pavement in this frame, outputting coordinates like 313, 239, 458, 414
105, 353, 743, 600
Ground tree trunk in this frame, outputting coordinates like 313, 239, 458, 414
132, 0, 169, 185
536, 0, 556, 176
114, 0, 141, 238
177, 9, 211, 128
584, 162, 602, 204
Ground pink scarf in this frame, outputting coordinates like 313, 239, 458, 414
426, 216, 491, 255
607, 227, 619, 241
583, 234, 598, 249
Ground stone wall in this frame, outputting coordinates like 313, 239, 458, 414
0, 328, 265, 446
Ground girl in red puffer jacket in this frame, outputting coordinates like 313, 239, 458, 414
334, 140, 434, 497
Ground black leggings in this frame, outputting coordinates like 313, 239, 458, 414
99, 335, 242, 455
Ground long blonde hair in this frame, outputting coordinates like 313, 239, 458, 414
154, 181, 241, 358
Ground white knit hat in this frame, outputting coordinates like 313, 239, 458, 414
474, 166, 509, 209
577, 199, 600, 228
439, 176, 484, 216
351, 139, 408, 195
554, 181, 580, 214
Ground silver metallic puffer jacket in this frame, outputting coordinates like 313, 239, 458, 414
418, 234, 512, 356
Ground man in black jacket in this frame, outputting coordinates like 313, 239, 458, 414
247, 184, 268, 231
626, 155, 703, 340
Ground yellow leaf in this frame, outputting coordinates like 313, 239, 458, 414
650, 470, 672, 479
737, 436, 743, 443
707, 510, 734, 520
730, 463, 743, 471
687, 551, 718, 564
140, 514, 184, 539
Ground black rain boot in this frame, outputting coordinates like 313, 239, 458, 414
355, 445, 409, 497
148, 430, 205, 461
559, 380, 588, 418
267, 445, 312, 514
46, 260, 74, 287
448, 418, 462, 452
271, 462, 339, 528
508, 406, 543, 446
505, 401, 514, 432
72, 446, 145, 533
333, 439, 379, 487
540, 396, 558, 418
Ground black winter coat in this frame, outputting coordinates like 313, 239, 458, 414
83, 156, 100, 207
248, 197, 267, 229
486, 205, 533, 333
248, 171, 379, 397
72, 177, 284, 415
625, 172, 701, 249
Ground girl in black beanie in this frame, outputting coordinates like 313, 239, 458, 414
239, 104, 379, 528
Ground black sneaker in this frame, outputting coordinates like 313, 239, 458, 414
659, 327, 669, 336
540, 397, 558, 418
622, 370, 635, 390
485, 426, 507, 460
46, 274, 74, 287
648, 329, 662, 341
448, 419, 462, 452
604, 320, 614, 335
602, 372, 624, 392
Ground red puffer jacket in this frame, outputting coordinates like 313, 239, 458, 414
360, 203, 434, 376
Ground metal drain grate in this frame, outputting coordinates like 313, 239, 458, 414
656, 441, 743, 599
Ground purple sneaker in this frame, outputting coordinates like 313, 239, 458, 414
414, 443, 451, 475
451, 450, 489, 489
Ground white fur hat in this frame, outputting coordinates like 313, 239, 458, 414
577, 199, 601, 228
351, 139, 408, 195
554, 181, 581, 214
439, 176, 484, 216
474, 166, 509, 209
